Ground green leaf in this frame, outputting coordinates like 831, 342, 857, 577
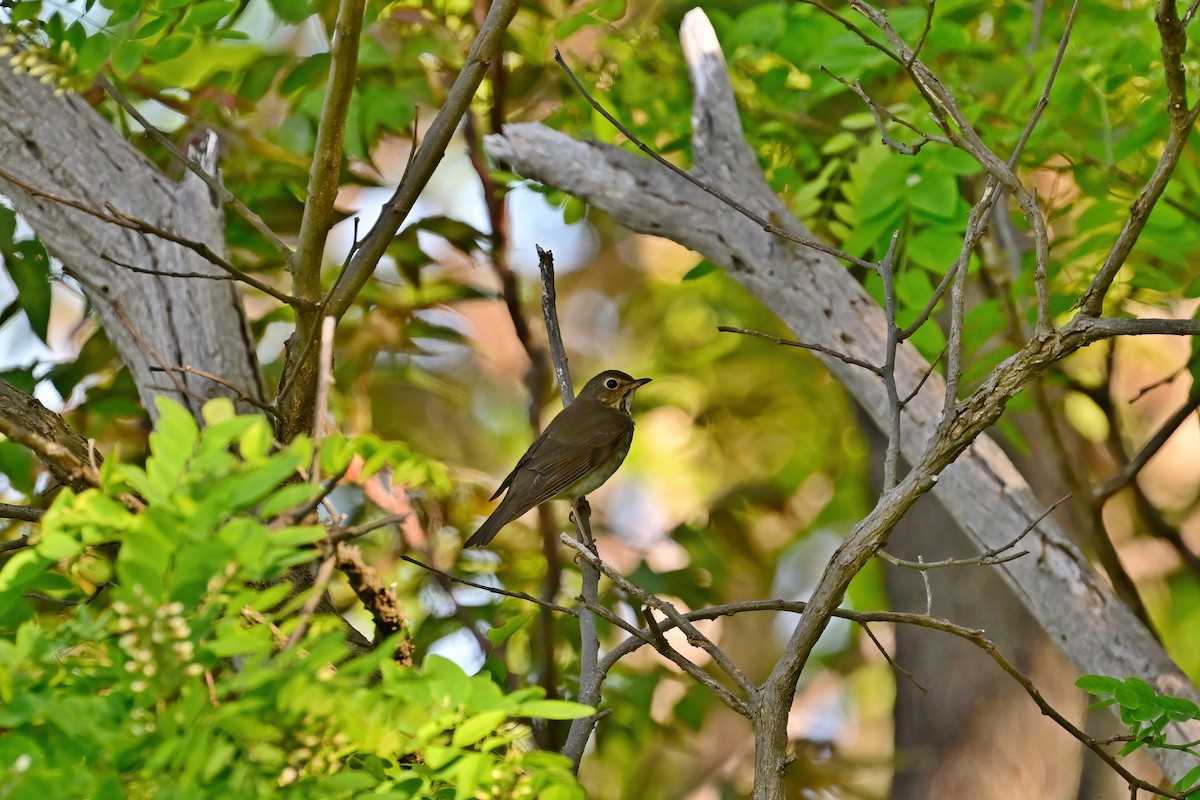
77, 33, 113, 73
821, 131, 859, 155
133, 14, 172, 40
1174, 763, 1200, 793
451, 710, 507, 748
259, 483, 321, 518
515, 700, 593, 720
268, 0, 314, 23
1156, 695, 1200, 721
183, 0, 239, 29
1075, 674, 1121, 695
280, 53, 330, 96
0, 442, 37, 494
412, 215, 486, 253
269, 525, 324, 548
111, 40, 144, 79
909, 170, 958, 218
0, 206, 15, 246
35, 531, 81, 562
682, 261, 719, 281
5, 240, 52, 343
147, 35, 193, 63
1122, 676, 1158, 702
11, 0, 42, 22
486, 613, 531, 646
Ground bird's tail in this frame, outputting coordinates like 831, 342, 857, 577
463, 498, 514, 548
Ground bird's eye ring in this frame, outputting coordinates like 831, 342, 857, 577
604, 378, 619, 390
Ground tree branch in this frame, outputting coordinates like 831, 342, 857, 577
0, 378, 98, 491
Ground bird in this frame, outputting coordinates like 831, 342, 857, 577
463, 370, 652, 548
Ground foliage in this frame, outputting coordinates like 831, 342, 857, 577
1077, 674, 1200, 794
0, 399, 585, 798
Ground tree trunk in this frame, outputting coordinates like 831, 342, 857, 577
0, 70, 262, 419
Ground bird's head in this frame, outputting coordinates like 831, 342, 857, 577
578, 370, 652, 413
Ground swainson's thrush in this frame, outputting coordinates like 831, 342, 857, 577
464, 370, 651, 548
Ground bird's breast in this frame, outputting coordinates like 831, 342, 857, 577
560, 431, 633, 499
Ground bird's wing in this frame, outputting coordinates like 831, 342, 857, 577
492, 407, 632, 511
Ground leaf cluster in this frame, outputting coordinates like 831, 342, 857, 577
0, 399, 583, 798
1077, 674, 1200, 794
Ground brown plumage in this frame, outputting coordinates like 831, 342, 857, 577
464, 370, 651, 548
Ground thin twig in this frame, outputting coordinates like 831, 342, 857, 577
271, 468, 349, 530
1008, 0, 1081, 167
148, 365, 276, 416
900, 345, 946, 407
0, 504, 44, 522
880, 493, 1070, 570
821, 68, 948, 155
67, 269, 189, 401
561, 534, 756, 702
861, 621, 927, 694
0, 165, 293, 304
717, 326, 882, 375
907, 0, 936, 66
328, 513, 411, 544
0, 536, 32, 554
401, 554, 575, 615
95, 77, 292, 260
592, 599, 749, 715
321, 0, 523, 322
1093, 389, 1200, 503
879, 232, 903, 492
311, 316, 337, 482
283, 548, 339, 650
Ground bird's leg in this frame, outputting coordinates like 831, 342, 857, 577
569, 497, 598, 554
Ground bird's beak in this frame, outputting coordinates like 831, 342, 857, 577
631, 377, 652, 388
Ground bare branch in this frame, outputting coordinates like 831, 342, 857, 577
0, 536, 32, 554
321, 0, 523, 322
881, 493, 1071, 570
149, 365, 276, 416
561, 534, 756, 705
600, 601, 1182, 798
337, 543, 414, 664
879, 232, 903, 492
95, 76, 292, 260
401, 553, 575, 615
292, 0, 366, 302
535, 247, 606, 767
0, 166, 295, 306
538, 247, 575, 404
821, 68, 949, 155
1093, 388, 1200, 503
0, 504, 45, 523
718, 325, 882, 375
1156, 0, 1190, 126
0, 378, 99, 491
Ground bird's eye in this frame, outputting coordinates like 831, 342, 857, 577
604, 378, 619, 390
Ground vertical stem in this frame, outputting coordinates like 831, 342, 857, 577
535, 246, 601, 769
